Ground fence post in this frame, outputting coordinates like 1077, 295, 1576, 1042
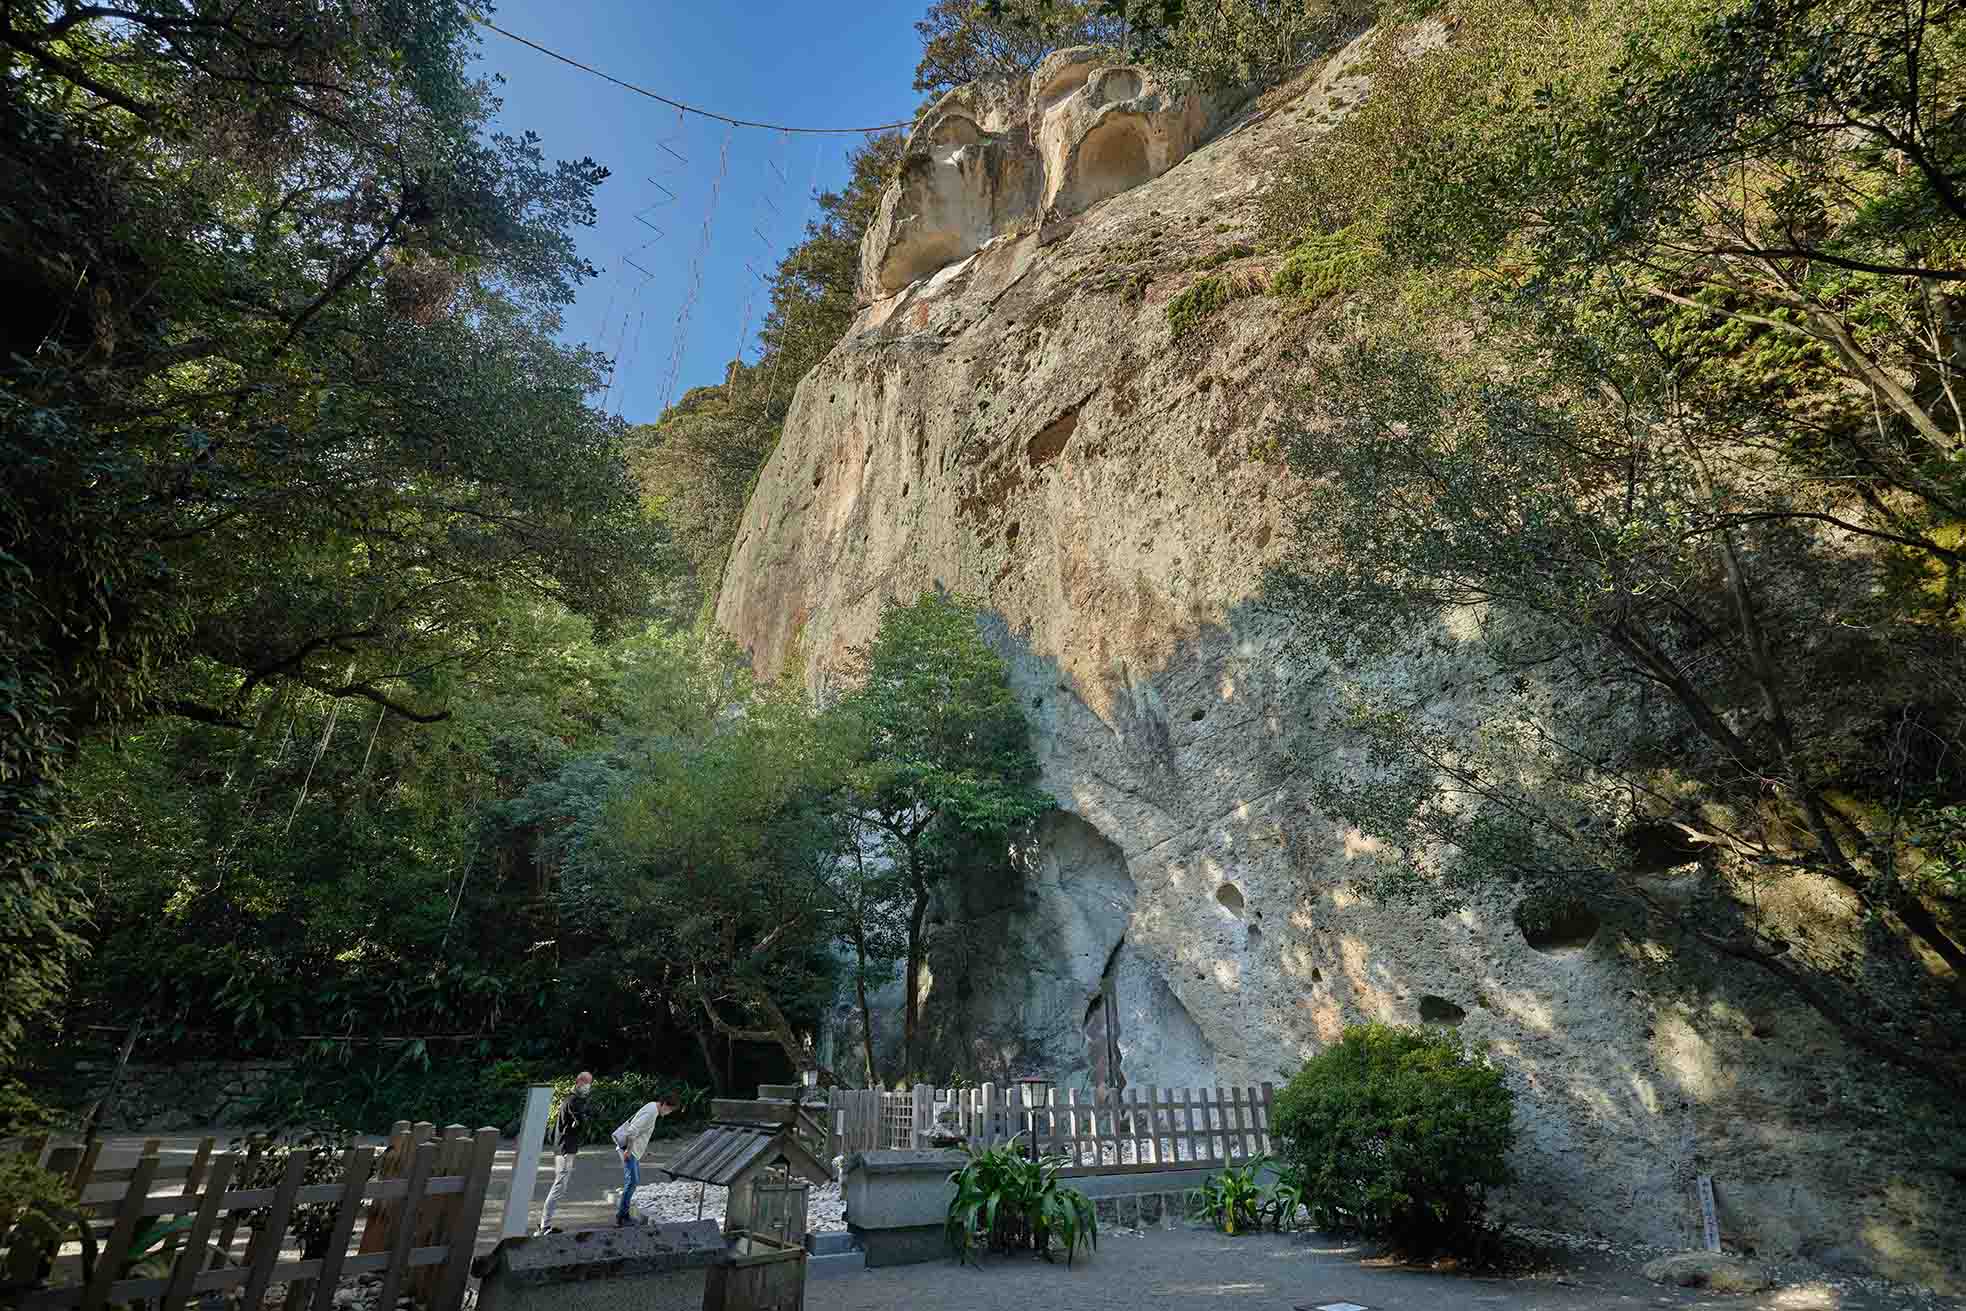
433, 1129, 500, 1311
372, 1141, 435, 1311
499, 1085, 553, 1241
159, 1153, 236, 1311
910, 1085, 931, 1149
303, 1144, 374, 1311
979, 1083, 996, 1149
242, 1152, 309, 1311
82, 1153, 158, 1311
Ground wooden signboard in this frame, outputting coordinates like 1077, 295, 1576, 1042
1697, 1173, 1721, 1252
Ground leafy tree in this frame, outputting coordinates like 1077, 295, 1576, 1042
917, 0, 1128, 95
583, 648, 849, 1079
1009, 0, 1381, 90
830, 592, 1054, 1077
1263, 0, 1966, 1093
0, 0, 666, 1058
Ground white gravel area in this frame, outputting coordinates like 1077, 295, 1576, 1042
629, 1177, 846, 1231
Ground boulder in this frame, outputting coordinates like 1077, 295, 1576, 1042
1642, 1251, 1774, 1293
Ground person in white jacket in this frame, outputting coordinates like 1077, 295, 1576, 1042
610, 1096, 679, 1226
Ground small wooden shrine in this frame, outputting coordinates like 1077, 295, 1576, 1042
665, 1099, 833, 1244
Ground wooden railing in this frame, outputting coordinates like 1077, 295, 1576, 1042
827, 1082, 1277, 1174
3, 1122, 497, 1311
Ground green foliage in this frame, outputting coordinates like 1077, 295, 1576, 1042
1166, 271, 1263, 337
0, 1154, 75, 1295
1260, 1161, 1307, 1231
832, 593, 1054, 1078
1270, 230, 1374, 302
248, 1053, 546, 1136
1273, 1025, 1515, 1251
0, 0, 671, 1061
226, 1132, 357, 1259
921, 1, 1128, 94
1103, 0, 1396, 89
1187, 1157, 1270, 1234
1260, 0, 1966, 1095
545, 1073, 712, 1147
945, 1137, 1097, 1265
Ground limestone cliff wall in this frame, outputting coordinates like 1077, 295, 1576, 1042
714, 43, 1965, 1292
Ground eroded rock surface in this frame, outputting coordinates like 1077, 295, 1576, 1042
719, 34, 1965, 1295
859, 49, 1229, 299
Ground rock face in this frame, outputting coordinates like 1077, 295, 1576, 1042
859, 48, 1228, 300
715, 32, 1965, 1295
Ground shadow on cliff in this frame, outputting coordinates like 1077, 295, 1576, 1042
888, 588, 1966, 1293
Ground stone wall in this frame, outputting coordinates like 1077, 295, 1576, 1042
79, 1059, 290, 1132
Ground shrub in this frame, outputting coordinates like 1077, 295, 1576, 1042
1165, 271, 1263, 338
546, 1071, 711, 1147
1273, 1023, 1515, 1252
945, 1137, 1096, 1266
244, 1051, 708, 1142
1269, 230, 1374, 302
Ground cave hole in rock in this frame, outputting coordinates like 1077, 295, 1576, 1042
1623, 821, 1705, 872
1419, 995, 1466, 1026
929, 114, 983, 149
1246, 923, 1263, 952
1068, 117, 1153, 212
1215, 882, 1245, 918
1088, 67, 1146, 105
1037, 60, 1100, 111
1310, 967, 1322, 983
1190, 708, 1205, 722
1027, 410, 1078, 468
1513, 895, 1601, 953
1005, 521, 1020, 545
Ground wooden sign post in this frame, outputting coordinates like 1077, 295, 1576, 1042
1696, 1173, 1721, 1252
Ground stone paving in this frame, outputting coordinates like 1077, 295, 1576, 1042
804, 1229, 1963, 1311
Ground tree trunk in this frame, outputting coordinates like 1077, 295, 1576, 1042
903, 857, 929, 1081
690, 1024, 724, 1095
855, 935, 878, 1088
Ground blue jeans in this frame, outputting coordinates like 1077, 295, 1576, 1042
617, 1152, 639, 1222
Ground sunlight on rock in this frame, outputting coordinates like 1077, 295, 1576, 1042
1653, 1013, 1725, 1099
1341, 829, 1381, 859
1769, 1283, 1841, 1309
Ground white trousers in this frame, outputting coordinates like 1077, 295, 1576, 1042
540, 1152, 577, 1230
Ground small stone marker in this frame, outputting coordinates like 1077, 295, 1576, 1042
1696, 1173, 1720, 1252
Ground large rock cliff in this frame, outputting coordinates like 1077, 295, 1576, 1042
714, 39, 1965, 1291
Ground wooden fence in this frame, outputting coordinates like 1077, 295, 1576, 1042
3, 1121, 497, 1311
826, 1082, 1276, 1174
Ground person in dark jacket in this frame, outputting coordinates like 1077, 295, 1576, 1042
537, 1071, 593, 1234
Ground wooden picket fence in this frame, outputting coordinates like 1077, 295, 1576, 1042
2, 1121, 497, 1311
827, 1082, 1276, 1175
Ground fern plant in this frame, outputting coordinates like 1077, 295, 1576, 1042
945, 1136, 1097, 1266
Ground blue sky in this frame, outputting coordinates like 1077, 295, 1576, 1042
479, 1, 927, 425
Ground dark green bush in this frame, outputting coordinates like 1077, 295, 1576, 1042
1273, 1023, 1515, 1252
544, 1071, 711, 1147
246, 1051, 711, 1144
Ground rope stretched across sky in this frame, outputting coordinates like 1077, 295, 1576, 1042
474, 15, 915, 135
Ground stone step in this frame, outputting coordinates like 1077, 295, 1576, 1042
804, 1231, 859, 1257
803, 1249, 866, 1280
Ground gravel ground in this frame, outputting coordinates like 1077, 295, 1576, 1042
629, 1177, 847, 1231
